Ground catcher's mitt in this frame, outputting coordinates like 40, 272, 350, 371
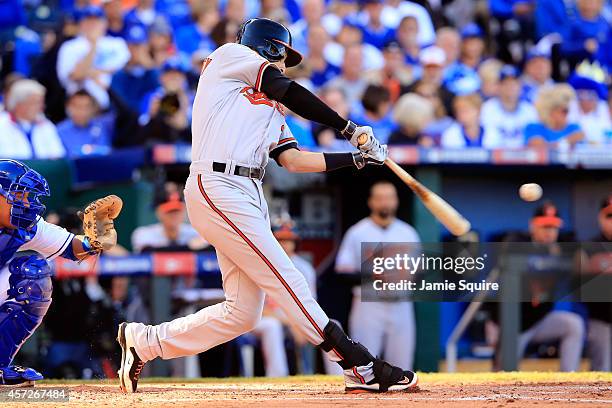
78, 195, 123, 253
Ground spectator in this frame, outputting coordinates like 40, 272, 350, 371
520, 49, 554, 103
336, 181, 419, 370
124, 0, 162, 29
131, 191, 200, 253
395, 15, 420, 65
358, 0, 395, 49
174, 1, 219, 57
223, 0, 247, 23
489, 0, 535, 63
139, 56, 192, 125
289, 0, 325, 54
325, 23, 384, 71
535, 0, 572, 40
149, 18, 176, 67
560, 0, 609, 66
57, 89, 114, 157
103, 0, 127, 38
57, 6, 130, 109
350, 84, 394, 144
260, 0, 291, 24
583, 195, 612, 372
364, 41, 413, 103
0, 72, 25, 112
478, 58, 503, 100
0, 79, 65, 159
411, 80, 454, 140
486, 202, 586, 372
568, 73, 611, 145
443, 23, 485, 95
110, 24, 160, 113
210, 17, 241, 48
388, 92, 434, 146
481, 65, 537, 148
313, 86, 352, 149
380, 0, 436, 46
441, 93, 502, 148
407, 46, 454, 116
525, 84, 585, 149
320, 0, 359, 37
303, 24, 340, 88
326, 44, 368, 109
436, 26, 461, 67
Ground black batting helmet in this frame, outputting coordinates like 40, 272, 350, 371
237, 18, 302, 68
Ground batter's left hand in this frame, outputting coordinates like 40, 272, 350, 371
359, 136, 388, 163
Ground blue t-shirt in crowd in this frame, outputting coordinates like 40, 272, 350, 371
0, 0, 26, 30
490, 0, 532, 19
111, 67, 160, 113
57, 114, 115, 157
534, 0, 571, 40
175, 23, 217, 56
560, 12, 609, 60
524, 122, 581, 144
360, 25, 395, 50
310, 63, 341, 88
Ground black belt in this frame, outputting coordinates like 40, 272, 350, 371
212, 162, 265, 180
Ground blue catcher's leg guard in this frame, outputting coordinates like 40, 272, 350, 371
0, 253, 52, 386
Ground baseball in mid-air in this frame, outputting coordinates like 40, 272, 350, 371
519, 183, 543, 202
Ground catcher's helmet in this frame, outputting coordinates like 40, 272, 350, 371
0, 160, 49, 230
237, 18, 302, 68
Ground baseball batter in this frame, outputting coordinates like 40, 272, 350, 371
118, 18, 418, 394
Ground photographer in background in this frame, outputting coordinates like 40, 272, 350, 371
138, 58, 193, 144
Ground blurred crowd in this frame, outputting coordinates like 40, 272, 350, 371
1, 0, 612, 159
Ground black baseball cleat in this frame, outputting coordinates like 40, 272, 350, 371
344, 360, 419, 393
117, 322, 145, 393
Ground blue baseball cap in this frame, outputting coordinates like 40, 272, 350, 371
499, 65, 519, 81
461, 23, 484, 39
125, 24, 148, 44
525, 48, 550, 61
161, 58, 187, 73
75, 6, 105, 22
568, 74, 608, 100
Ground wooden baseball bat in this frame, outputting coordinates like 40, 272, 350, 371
385, 159, 471, 236
358, 134, 471, 236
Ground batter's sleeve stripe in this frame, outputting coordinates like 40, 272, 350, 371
47, 233, 74, 260
255, 61, 269, 92
197, 174, 343, 361
277, 137, 296, 145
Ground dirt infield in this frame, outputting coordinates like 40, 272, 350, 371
4, 373, 611, 408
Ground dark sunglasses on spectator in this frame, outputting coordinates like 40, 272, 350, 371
606, 213, 612, 219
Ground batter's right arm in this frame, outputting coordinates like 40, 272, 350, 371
260, 66, 386, 163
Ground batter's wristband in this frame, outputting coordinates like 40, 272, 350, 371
323, 152, 361, 171
341, 120, 357, 141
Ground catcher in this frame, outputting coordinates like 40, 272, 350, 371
0, 159, 122, 386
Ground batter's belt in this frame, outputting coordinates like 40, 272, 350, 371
190, 160, 265, 180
